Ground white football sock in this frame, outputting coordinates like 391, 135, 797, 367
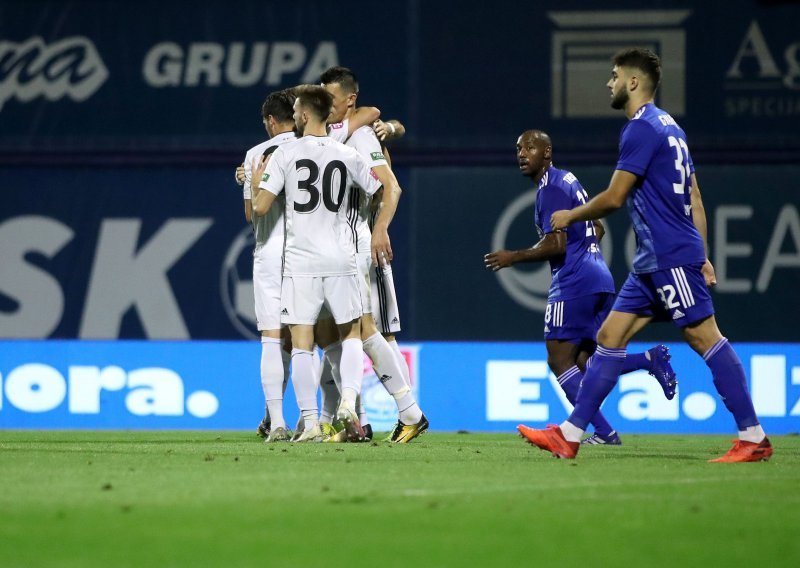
260, 337, 285, 429
281, 348, 291, 393
363, 333, 421, 423
291, 348, 318, 429
560, 420, 585, 443
339, 338, 363, 410
739, 424, 766, 443
311, 347, 322, 387
387, 339, 412, 388
356, 395, 370, 427
319, 342, 342, 424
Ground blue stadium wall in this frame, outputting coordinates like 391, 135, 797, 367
1, 0, 799, 431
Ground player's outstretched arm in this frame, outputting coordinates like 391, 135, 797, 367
370, 165, 402, 266
551, 170, 636, 230
484, 232, 567, 271
347, 106, 381, 137
690, 174, 717, 287
373, 119, 405, 142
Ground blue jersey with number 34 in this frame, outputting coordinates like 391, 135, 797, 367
616, 103, 706, 273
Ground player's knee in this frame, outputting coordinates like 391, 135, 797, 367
547, 354, 573, 377
596, 326, 625, 348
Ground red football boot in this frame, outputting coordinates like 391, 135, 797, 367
709, 437, 773, 463
517, 424, 579, 459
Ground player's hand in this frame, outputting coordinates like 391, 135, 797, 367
484, 250, 515, 271
235, 164, 245, 186
371, 227, 393, 267
372, 120, 393, 141
702, 258, 717, 288
251, 154, 271, 194
550, 210, 573, 231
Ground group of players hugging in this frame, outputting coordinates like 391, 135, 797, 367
234, 67, 426, 444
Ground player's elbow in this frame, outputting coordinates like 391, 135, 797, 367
606, 193, 626, 210
364, 106, 380, 123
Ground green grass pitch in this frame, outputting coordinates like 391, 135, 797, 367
2, 431, 799, 567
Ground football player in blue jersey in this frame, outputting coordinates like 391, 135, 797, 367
486, 129, 677, 445
518, 48, 772, 462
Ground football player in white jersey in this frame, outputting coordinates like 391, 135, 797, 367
238, 89, 298, 443
318, 66, 427, 443
234, 92, 381, 440
251, 85, 403, 442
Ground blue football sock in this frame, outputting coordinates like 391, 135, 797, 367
620, 352, 649, 374
704, 338, 759, 430
558, 366, 615, 437
568, 345, 626, 431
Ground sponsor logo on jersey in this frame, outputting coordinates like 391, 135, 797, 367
261, 173, 270, 182
281, 308, 289, 315
0, 36, 109, 112
330, 122, 344, 129
672, 309, 685, 319
370, 151, 385, 161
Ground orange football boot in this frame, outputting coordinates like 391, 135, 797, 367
709, 437, 773, 463
518, 424, 579, 459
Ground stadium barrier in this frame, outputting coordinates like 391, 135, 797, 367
1, 340, 797, 434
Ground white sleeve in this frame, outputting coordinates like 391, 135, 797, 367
259, 149, 286, 196
242, 150, 253, 199
350, 128, 388, 169
350, 151, 382, 196
327, 118, 349, 142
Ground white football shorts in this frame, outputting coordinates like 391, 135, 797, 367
357, 252, 373, 315
281, 275, 363, 325
253, 244, 283, 331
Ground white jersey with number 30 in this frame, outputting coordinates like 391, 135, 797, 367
260, 135, 382, 277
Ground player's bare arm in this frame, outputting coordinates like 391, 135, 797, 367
251, 155, 277, 216
347, 106, 380, 136
551, 170, 637, 230
373, 119, 405, 142
370, 165, 402, 266
690, 173, 717, 287
484, 232, 567, 272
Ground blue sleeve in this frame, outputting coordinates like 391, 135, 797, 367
616, 120, 660, 176
537, 186, 574, 234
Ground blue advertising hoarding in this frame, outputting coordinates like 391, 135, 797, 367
1, 340, 798, 435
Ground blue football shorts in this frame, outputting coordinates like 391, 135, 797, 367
613, 263, 714, 327
544, 292, 615, 344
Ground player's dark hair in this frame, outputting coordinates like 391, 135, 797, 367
261, 89, 296, 122
613, 48, 662, 92
294, 84, 334, 122
319, 66, 359, 95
